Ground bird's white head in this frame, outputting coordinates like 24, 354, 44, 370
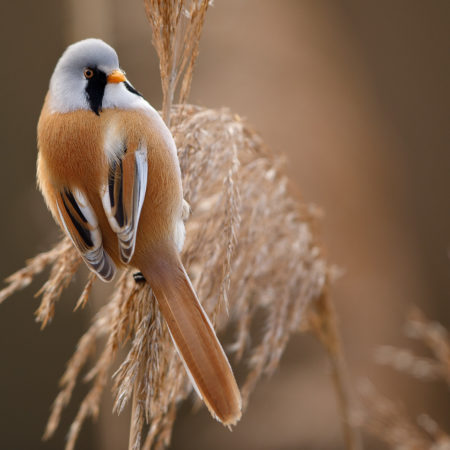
48, 38, 146, 115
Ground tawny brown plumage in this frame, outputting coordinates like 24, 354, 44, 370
38, 102, 181, 266
37, 39, 241, 425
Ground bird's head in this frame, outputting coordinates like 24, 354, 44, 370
48, 38, 143, 115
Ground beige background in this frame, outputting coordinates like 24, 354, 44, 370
0, 1, 449, 449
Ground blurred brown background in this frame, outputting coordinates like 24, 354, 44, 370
0, 1, 449, 449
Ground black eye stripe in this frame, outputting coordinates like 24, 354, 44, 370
84, 67, 107, 115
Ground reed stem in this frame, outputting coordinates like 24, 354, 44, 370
308, 289, 363, 450
128, 380, 139, 450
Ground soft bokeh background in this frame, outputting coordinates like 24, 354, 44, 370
1, 1, 449, 449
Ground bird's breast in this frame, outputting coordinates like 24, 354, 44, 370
38, 108, 107, 192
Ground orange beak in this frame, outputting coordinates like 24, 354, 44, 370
107, 70, 126, 84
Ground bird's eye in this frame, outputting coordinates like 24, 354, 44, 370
84, 68, 94, 79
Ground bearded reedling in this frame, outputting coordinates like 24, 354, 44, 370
37, 38, 242, 426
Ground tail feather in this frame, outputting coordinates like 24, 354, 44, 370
139, 251, 242, 426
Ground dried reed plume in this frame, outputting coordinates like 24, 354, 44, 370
375, 308, 450, 385
360, 308, 450, 449
0, 104, 333, 450
144, 0, 210, 126
0, 1, 360, 449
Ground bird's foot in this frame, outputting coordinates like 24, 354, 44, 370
133, 272, 146, 283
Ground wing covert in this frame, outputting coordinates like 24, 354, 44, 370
101, 142, 148, 264
56, 187, 116, 281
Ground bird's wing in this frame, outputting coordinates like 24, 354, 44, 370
56, 187, 116, 281
101, 141, 148, 264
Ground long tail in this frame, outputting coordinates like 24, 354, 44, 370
137, 247, 242, 426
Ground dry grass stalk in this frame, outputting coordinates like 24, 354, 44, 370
360, 309, 450, 449
0, 104, 331, 449
173, 105, 330, 401
405, 308, 450, 385
73, 272, 96, 311
144, 0, 210, 126
359, 380, 450, 450
0, 238, 72, 306
0, 238, 81, 328
375, 308, 450, 385
304, 286, 363, 450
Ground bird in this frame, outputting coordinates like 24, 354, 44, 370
37, 38, 241, 426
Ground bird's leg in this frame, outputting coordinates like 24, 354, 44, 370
133, 272, 146, 283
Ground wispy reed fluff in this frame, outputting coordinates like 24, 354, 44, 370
144, 0, 210, 126
359, 308, 450, 449
0, 2, 357, 450
0, 104, 329, 450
